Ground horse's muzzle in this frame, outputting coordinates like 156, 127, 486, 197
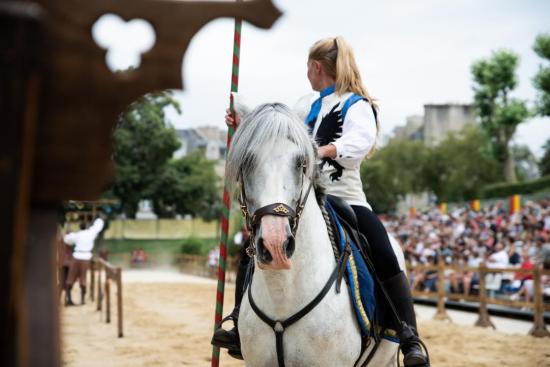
255, 216, 294, 269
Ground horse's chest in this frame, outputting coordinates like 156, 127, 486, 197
239, 293, 361, 367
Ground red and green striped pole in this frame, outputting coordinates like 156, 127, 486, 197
211, 14, 242, 367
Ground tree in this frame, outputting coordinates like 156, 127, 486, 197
511, 144, 539, 181
152, 150, 221, 220
111, 92, 182, 217
361, 126, 502, 212
361, 139, 431, 212
424, 126, 502, 202
533, 33, 550, 117
540, 138, 550, 176
471, 50, 529, 183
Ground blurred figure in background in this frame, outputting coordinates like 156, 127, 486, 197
64, 215, 105, 305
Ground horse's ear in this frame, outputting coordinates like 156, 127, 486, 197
231, 92, 251, 119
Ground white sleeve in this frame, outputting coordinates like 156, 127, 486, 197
331, 100, 377, 169
64, 232, 77, 246
90, 218, 105, 236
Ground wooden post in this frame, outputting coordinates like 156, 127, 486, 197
475, 262, 495, 328
90, 258, 95, 302
433, 260, 451, 321
116, 268, 124, 338
105, 276, 111, 324
23, 210, 61, 367
528, 265, 550, 337
96, 262, 102, 312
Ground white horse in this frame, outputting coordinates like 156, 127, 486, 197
226, 102, 403, 367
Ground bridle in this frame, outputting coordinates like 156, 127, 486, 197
237, 166, 314, 257
236, 165, 354, 367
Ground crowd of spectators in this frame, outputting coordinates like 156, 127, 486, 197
384, 198, 550, 303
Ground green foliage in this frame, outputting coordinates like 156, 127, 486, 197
511, 144, 539, 181
471, 50, 529, 182
111, 92, 182, 217
424, 126, 502, 202
533, 34, 550, 116
110, 92, 221, 220
540, 139, 550, 176
152, 150, 222, 220
361, 139, 430, 212
180, 236, 213, 255
361, 126, 502, 212
103, 238, 218, 256
481, 175, 550, 199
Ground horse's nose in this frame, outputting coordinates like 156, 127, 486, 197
255, 233, 295, 264
255, 216, 293, 269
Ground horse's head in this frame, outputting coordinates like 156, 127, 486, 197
227, 103, 317, 270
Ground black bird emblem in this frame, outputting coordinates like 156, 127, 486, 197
314, 103, 344, 181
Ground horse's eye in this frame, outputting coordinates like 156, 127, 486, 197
295, 157, 305, 170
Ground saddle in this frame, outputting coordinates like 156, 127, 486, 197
324, 196, 400, 345
326, 195, 358, 228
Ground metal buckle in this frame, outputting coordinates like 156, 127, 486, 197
246, 245, 256, 257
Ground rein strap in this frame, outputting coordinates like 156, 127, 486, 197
247, 249, 349, 367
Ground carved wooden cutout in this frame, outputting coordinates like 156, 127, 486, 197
33, 0, 282, 203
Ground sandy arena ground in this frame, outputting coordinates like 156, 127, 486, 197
61, 270, 550, 367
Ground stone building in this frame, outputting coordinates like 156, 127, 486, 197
394, 103, 475, 145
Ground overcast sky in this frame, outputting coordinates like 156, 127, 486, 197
96, 0, 550, 156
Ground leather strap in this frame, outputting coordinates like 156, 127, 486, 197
250, 203, 296, 226
247, 250, 347, 367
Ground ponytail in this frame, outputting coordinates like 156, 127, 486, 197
309, 36, 379, 156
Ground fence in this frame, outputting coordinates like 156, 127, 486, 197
407, 261, 550, 337
90, 258, 124, 337
103, 253, 239, 282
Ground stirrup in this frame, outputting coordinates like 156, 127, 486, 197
397, 337, 430, 367
211, 313, 243, 360
215, 312, 238, 331
211, 312, 241, 350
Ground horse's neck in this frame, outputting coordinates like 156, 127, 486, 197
251, 196, 336, 318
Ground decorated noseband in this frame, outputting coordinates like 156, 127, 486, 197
238, 170, 314, 253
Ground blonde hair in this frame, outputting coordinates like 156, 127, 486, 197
309, 36, 379, 155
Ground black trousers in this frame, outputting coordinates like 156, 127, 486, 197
351, 205, 401, 281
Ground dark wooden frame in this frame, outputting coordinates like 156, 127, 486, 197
1, 1, 281, 366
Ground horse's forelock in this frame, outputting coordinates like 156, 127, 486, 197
227, 103, 317, 189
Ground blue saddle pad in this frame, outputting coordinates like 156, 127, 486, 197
325, 202, 399, 343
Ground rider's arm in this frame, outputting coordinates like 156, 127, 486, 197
330, 100, 377, 169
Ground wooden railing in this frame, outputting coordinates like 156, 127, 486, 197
104, 253, 239, 282
90, 258, 123, 337
407, 262, 550, 337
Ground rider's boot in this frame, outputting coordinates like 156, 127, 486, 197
382, 271, 430, 367
211, 246, 250, 360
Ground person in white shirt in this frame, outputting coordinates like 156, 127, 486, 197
487, 242, 509, 269
64, 217, 104, 305
214, 36, 429, 366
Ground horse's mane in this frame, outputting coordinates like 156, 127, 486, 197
227, 103, 324, 202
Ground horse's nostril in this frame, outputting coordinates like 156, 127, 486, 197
256, 237, 272, 264
284, 236, 295, 258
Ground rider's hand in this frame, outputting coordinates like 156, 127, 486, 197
317, 144, 337, 159
225, 108, 241, 128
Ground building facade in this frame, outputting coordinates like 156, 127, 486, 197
393, 103, 474, 145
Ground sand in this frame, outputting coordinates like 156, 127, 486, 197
61, 270, 550, 367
